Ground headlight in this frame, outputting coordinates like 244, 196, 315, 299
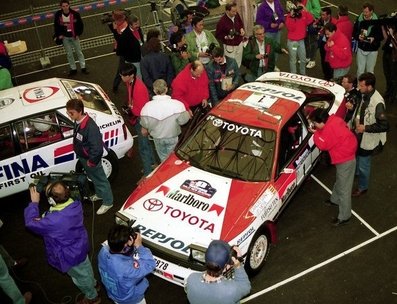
115, 211, 136, 227
189, 244, 207, 264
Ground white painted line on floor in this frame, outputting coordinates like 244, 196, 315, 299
311, 174, 380, 236
241, 225, 397, 302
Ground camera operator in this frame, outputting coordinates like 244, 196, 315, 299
98, 224, 156, 304
185, 16, 219, 64
337, 74, 361, 128
24, 182, 100, 304
285, 0, 314, 75
242, 24, 288, 82
185, 240, 251, 304
215, 2, 246, 67
382, 21, 397, 103
170, 31, 191, 74
352, 3, 383, 77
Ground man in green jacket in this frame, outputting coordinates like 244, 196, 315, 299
242, 25, 287, 82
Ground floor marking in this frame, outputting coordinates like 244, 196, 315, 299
311, 174, 380, 236
320, 0, 359, 17
241, 225, 397, 302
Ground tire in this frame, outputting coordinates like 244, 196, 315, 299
244, 229, 270, 276
75, 150, 119, 183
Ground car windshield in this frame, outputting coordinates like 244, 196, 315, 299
176, 115, 276, 182
61, 80, 111, 114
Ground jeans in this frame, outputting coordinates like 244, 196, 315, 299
224, 42, 243, 67
356, 155, 371, 191
153, 137, 178, 162
287, 39, 306, 75
331, 159, 356, 221
333, 67, 350, 79
266, 31, 281, 64
356, 48, 378, 78
0, 254, 25, 304
62, 36, 86, 70
305, 32, 318, 60
67, 256, 98, 300
78, 157, 113, 205
134, 119, 157, 176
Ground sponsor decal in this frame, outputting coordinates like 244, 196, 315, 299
279, 72, 335, 87
208, 116, 262, 138
0, 155, 49, 180
236, 227, 255, 245
294, 148, 310, 167
22, 86, 60, 103
240, 83, 304, 102
134, 224, 191, 254
180, 179, 217, 199
103, 128, 119, 147
54, 144, 75, 165
281, 182, 296, 203
142, 198, 215, 233
250, 186, 280, 220
100, 120, 121, 130
157, 185, 224, 216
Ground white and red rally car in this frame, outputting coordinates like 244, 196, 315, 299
115, 72, 345, 286
0, 78, 133, 198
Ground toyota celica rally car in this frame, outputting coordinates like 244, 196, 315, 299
115, 72, 346, 286
0, 78, 133, 198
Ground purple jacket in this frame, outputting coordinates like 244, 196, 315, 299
256, 0, 285, 33
24, 200, 89, 273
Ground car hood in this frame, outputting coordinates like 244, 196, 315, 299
120, 156, 267, 256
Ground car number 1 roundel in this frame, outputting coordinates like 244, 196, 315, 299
23, 86, 61, 103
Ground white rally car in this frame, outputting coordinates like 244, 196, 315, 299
0, 78, 133, 198
115, 72, 346, 286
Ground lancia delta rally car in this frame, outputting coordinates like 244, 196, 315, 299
115, 72, 346, 286
0, 78, 133, 198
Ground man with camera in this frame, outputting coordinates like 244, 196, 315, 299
185, 240, 251, 304
215, 2, 245, 67
98, 224, 156, 304
337, 74, 361, 128
170, 31, 191, 74
243, 24, 287, 82
285, 0, 314, 75
24, 181, 100, 304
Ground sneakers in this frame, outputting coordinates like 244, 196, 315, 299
90, 194, 102, 202
96, 204, 113, 215
24, 292, 32, 304
306, 61, 316, 69
274, 66, 280, 72
76, 296, 101, 304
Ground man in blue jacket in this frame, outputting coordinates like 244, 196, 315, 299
24, 181, 100, 304
98, 225, 156, 304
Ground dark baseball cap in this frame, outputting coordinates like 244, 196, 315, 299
205, 240, 231, 268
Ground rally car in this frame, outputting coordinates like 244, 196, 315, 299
0, 78, 133, 198
115, 72, 346, 286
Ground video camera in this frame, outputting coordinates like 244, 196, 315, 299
286, 0, 303, 18
228, 28, 239, 39
203, 42, 216, 55
101, 9, 131, 24
171, 43, 188, 53
129, 226, 140, 241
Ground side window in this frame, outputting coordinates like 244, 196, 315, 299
278, 114, 307, 170
0, 125, 14, 161
16, 112, 64, 152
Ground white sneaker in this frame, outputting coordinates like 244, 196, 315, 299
306, 61, 316, 69
274, 66, 280, 72
96, 204, 113, 215
90, 194, 102, 202
306, 58, 310, 63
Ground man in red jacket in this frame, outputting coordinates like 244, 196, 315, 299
335, 5, 353, 43
310, 108, 357, 226
324, 23, 352, 79
171, 60, 209, 116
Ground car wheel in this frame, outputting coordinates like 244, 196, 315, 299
75, 150, 119, 183
244, 229, 270, 276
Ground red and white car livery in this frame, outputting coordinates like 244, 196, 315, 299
116, 72, 345, 286
0, 78, 133, 198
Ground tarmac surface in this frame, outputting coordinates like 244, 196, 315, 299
1, 0, 397, 303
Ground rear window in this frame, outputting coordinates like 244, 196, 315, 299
61, 80, 111, 114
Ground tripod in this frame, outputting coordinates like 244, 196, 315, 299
146, 0, 167, 40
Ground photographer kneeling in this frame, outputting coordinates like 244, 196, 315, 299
185, 240, 251, 304
98, 225, 156, 304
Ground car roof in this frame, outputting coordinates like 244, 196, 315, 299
0, 78, 70, 124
